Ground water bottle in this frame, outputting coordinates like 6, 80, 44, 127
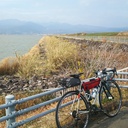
91, 87, 97, 99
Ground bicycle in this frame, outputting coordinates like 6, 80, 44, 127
55, 68, 122, 128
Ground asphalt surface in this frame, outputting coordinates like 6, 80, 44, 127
88, 106, 128, 128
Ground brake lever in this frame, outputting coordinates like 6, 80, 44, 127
94, 69, 100, 77
102, 68, 107, 74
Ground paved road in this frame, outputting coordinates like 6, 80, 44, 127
88, 106, 128, 128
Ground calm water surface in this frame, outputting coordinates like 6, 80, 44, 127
0, 34, 43, 61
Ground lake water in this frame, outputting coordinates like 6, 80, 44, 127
0, 34, 43, 61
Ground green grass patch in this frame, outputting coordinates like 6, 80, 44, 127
66, 32, 119, 37
85, 32, 118, 36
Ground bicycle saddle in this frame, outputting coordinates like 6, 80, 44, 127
70, 73, 83, 78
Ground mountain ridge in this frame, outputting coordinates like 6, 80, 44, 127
0, 19, 127, 34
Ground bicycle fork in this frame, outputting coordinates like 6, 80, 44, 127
102, 82, 114, 100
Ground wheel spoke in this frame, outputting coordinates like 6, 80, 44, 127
99, 81, 122, 117
56, 91, 89, 128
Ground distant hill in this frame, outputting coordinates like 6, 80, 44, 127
0, 19, 128, 34
0, 19, 45, 34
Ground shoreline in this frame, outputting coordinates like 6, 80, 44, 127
0, 35, 128, 95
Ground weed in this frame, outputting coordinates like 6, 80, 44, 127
40, 36, 79, 73
0, 57, 19, 75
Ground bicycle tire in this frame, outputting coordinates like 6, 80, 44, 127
55, 91, 89, 128
99, 80, 122, 117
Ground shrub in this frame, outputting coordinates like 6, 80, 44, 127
16, 45, 43, 79
78, 43, 128, 78
0, 57, 19, 75
40, 36, 79, 72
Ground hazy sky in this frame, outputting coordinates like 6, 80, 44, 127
0, 0, 128, 27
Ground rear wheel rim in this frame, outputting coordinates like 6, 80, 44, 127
56, 91, 89, 128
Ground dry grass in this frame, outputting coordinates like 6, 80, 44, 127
0, 106, 57, 128
0, 57, 19, 75
0, 44, 43, 78
0, 35, 128, 128
118, 32, 128, 36
71, 42, 128, 78
0, 36, 127, 79
15, 44, 43, 79
40, 36, 79, 73
0, 36, 79, 78
0, 90, 56, 128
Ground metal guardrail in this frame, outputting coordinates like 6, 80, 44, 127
0, 87, 64, 128
116, 67, 128, 88
0, 67, 128, 128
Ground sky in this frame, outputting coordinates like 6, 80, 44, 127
0, 0, 128, 27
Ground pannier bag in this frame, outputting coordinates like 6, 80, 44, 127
82, 78, 100, 91
59, 77, 81, 88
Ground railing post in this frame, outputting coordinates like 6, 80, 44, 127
5, 95, 16, 128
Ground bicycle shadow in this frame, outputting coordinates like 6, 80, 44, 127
87, 106, 128, 128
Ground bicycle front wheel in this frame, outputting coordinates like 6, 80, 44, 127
55, 91, 89, 128
99, 80, 122, 117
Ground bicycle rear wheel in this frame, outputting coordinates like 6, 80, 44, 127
55, 91, 89, 128
99, 80, 122, 117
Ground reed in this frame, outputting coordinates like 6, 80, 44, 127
0, 57, 19, 75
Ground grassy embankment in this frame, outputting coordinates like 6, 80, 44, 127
65, 32, 128, 44
66, 32, 119, 36
65, 31, 128, 36
0, 35, 128, 128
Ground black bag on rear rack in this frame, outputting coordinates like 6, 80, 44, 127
59, 77, 81, 88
